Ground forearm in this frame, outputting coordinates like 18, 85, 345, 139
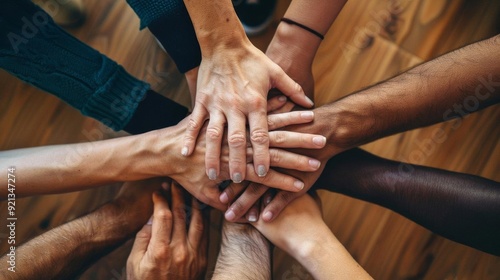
0, 203, 133, 279
0, 0, 150, 131
0, 128, 180, 198
317, 35, 500, 152
267, 0, 346, 98
183, 0, 248, 53
213, 222, 271, 280
315, 148, 500, 255
293, 225, 372, 280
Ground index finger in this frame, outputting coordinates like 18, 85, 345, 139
171, 182, 188, 242
267, 111, 315, 130
188, 197, 207, 249
270, 66, 314, 108
149, 192, 173, 249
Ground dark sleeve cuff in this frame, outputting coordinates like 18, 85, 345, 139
126, 0, 201, 73
123, 90, 188, 134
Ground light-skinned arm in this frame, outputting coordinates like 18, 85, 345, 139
253, 194, 372, 280
0, 112, 327, 209
267, 0, 347, 97
181, 0, 314, 184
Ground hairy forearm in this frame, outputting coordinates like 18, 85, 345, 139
317, 35, 500, 152
315, 148, 500, 255
0, 203, 134, 279
0, 128, 181, 198
213, 222, 271, 280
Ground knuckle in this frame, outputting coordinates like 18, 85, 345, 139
279, 191, 297, 206
155, 209, 173, 222
173, 247, 188, 264
224, 186, 236, 200
251, 97, 266, 109
135, 229, 150, 239
190, 220, 205, 234
206, 126, 222, 140
247, 184, 265, 196
187, 118, 201, 132
272, 131, 287, 145
270, 149, 281, 164
230, 200, 246, 216
228, 132, 246, 147
152, 246, 169, 260
250, 129, 269, 145
267, 118, 276, 129
172, 207, 187, 221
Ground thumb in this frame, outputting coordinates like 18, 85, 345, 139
271, 66, 314, 109
128, 217, 153, 264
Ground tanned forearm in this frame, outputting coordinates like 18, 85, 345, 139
0, 127, 182, 198
314, 148, 500, 256
212, 222, 271, 280
0, 203, 132, 279
313, 35, 500, 154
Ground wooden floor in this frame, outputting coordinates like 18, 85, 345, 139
1, 0, 499, 279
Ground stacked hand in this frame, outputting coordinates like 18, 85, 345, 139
127, 181, 208, 280
182, 38, 314, 184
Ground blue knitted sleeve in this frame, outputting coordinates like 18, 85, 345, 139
127, 0, 201, 73
0, 0, 149, 131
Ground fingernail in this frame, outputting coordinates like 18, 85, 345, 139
220, 192, 229, 204
265, 195, 272, 206
278, 96, 287, 102
257, 165, 267, 177
305, 96, 314, 107
313, 136, 326, 146
208, 168, 217, 180
232, 173, 242, 183
294, 180, 304, 190
147, 217, 153, 225
181, 146, 189, 156
309, 159, 321, 169
225, 210, 236, 221
300, 111, 314, 120
263, 211, 273, 221
248, 212, 258, 222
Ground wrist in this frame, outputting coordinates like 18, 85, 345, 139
190, 2, 248, 55
290, 224, 339, 268
267, 21, 321, 70
145, 125, 185, 178
82, 203, 135, 245
315, 94, 376, 157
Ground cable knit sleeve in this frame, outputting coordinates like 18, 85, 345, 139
0, 0, 149, 131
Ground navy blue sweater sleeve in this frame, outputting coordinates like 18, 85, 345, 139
126, 0, 201, 73
0, 0, 149, 131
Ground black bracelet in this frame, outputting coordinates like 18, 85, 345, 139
280, 17, 324, 40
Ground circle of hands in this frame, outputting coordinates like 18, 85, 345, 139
127, 38, 337, 280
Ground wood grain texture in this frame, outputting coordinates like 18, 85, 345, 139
0, 0, 498, 279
